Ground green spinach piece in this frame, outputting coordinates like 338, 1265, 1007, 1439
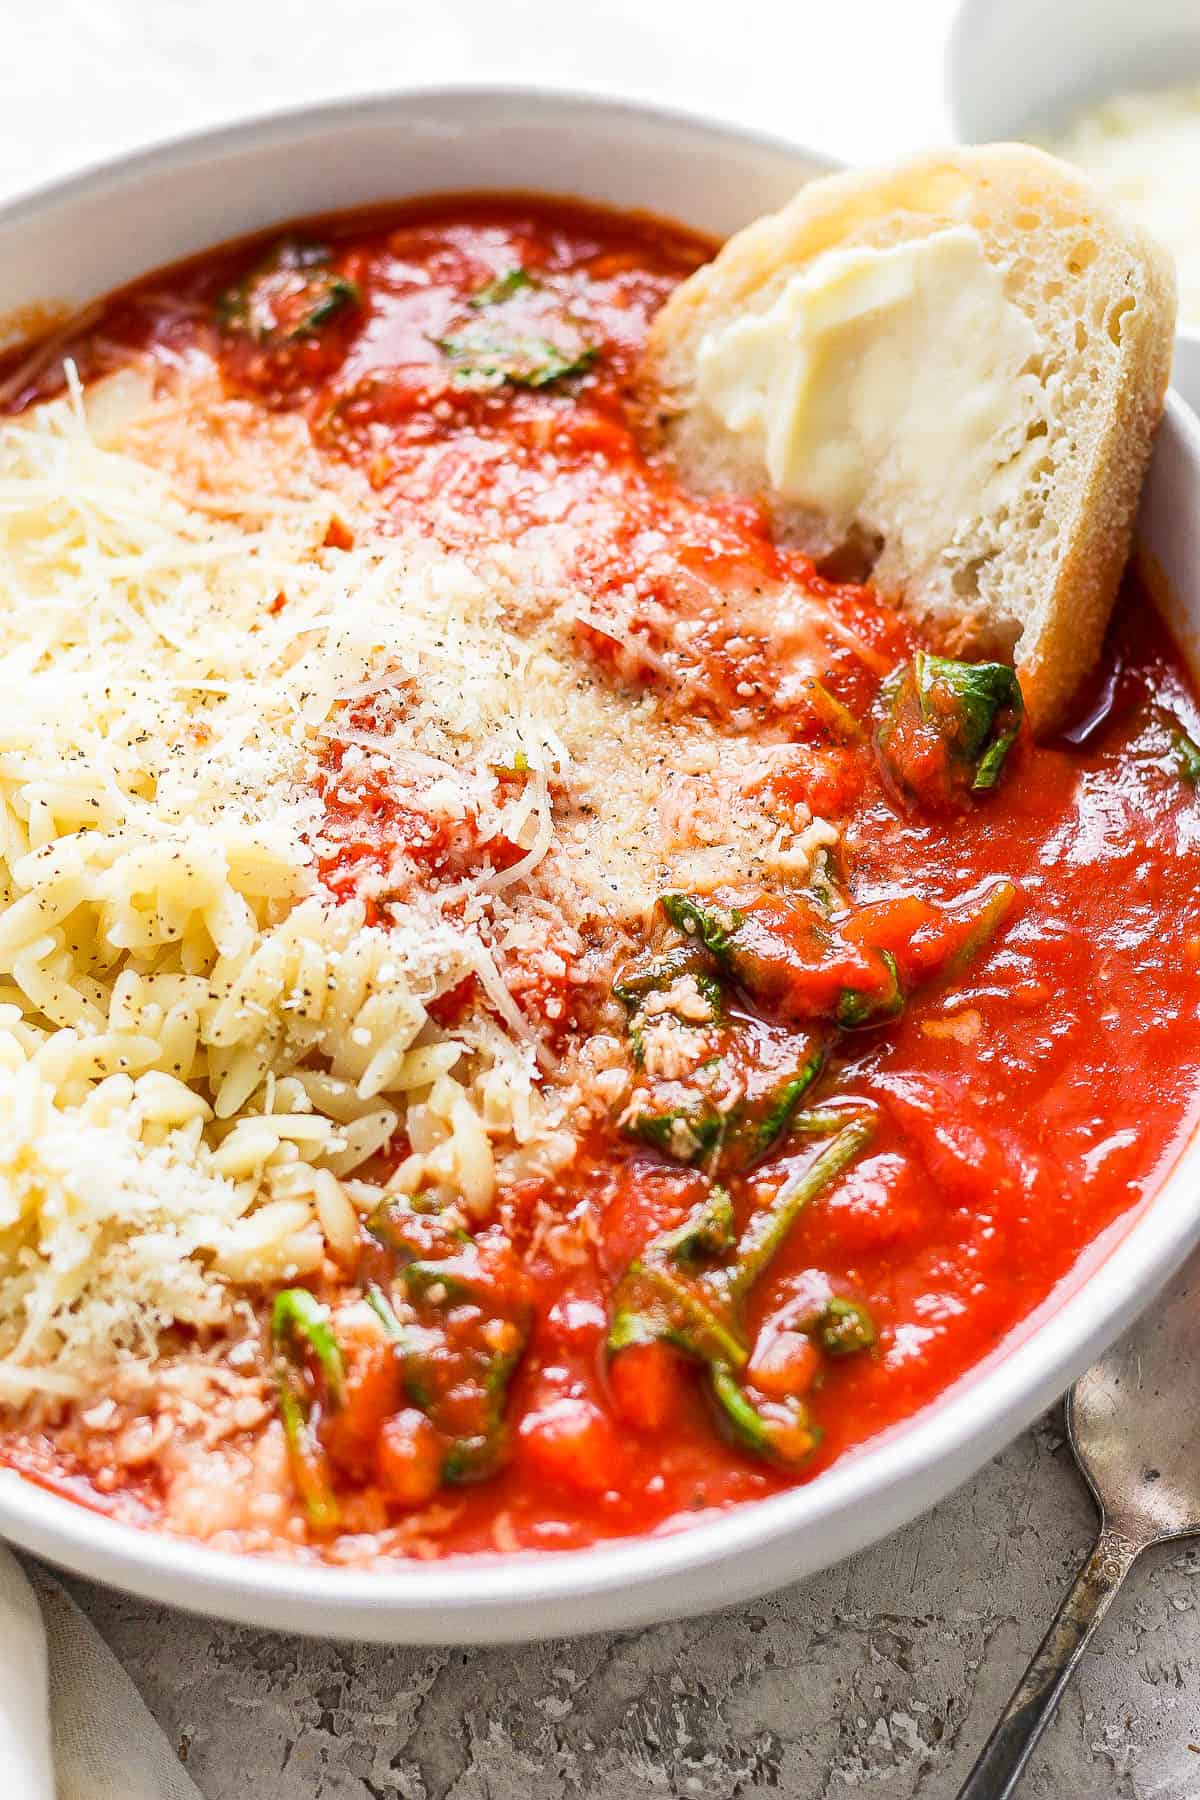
659, 893, 745, 963
436, 326, 596, 389
876, 653, 1024, 806
365, 1198, 531, 1483
607, 1114, 874, 1466
271, 1287, 345, 1530
215, 238, 359, 346
470, 267, 536, 307
617, 962, 826, 1172
1169, 721, 1200, 787
813, 1295, 877, 1356
836, 951, 904, 1030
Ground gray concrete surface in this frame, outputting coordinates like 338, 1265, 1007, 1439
8, 3, 1200, 1794
53, 1412, 1200, 1798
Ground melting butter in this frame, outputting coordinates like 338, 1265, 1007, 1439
694, 226, 1042, 538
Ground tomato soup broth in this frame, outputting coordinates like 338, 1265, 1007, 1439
0, 196, 1197, 1562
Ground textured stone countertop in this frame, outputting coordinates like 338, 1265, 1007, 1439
59, 1417, 1200, 1798
4, 2, 1200, 1794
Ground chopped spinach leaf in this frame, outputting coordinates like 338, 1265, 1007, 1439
215, 238, 359, 346
624, 1099, 726, 1164
837, 951, 904, 1030
613, 942, 722, 1009
272, 1286, 345, 1403
469, 267, 536, 307
435, 326, 596, 390
444, 264, 597, 385
814, 1296, 877, 1357
876, 653, 1024, 809
659, 893, 745, 963
607, 1115, 874, 1467
710, 1360, 821, 1464
1169, 722, 1200, 787
271, 1287, 345, 1531
616, 958, 825, 1173
365, 1195, 530, 1484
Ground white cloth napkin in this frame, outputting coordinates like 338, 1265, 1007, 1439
0, 1548, 205, 1799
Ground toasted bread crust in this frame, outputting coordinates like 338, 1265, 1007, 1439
1016, 234, 1174, 727
640, 146, 1177, 733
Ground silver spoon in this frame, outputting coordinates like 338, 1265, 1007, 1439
957, 1253, 1200, 1798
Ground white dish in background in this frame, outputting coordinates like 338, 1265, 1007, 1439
1, 86, 1200, 1644
946, 0, 1200, 409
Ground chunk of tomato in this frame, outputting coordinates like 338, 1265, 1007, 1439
518, 1395, 623, 1496
322, 1345, 403, 1482
376, 1408, 443, 1507
746, 1328, 821, 1400
609, 1340, 686, 1432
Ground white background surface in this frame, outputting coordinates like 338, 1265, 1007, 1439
0, 0, 960, 204
3, 2, 1200, 1796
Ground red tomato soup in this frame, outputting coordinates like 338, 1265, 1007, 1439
0, 195, 1198, 1563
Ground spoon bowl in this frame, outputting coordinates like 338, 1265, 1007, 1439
959, 1248, 1200, 1798
1069, 1260, 1200, 1542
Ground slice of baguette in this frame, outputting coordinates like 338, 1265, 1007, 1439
640, 146, 1177, 732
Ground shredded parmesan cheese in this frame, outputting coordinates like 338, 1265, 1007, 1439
0, 349, 840, 1396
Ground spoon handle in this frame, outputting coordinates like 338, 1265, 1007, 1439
955, 1523, 1141, 1800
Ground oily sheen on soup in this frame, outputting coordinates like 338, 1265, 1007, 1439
0, 198, 1194, 1559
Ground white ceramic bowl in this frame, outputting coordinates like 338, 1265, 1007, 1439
1, 86, 1200, 1644
946, 0, 1200, 409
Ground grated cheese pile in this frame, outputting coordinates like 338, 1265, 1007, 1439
1039, 81, 1200, 326
0, 350, 839, 1400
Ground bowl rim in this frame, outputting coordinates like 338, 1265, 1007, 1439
0, 79, 839, 239
2, 81, 1199, 1642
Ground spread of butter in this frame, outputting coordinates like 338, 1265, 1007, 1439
694, 226, 1041, 540
1040, 82, 1200, 326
